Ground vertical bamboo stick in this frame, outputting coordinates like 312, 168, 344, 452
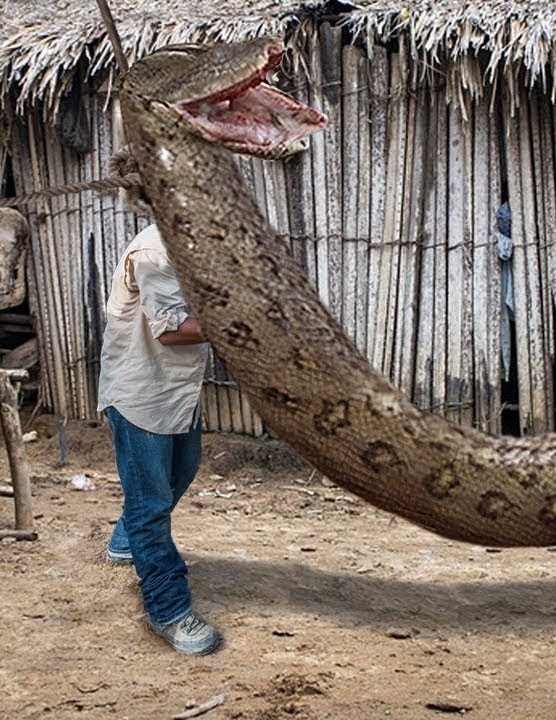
80, 94, 102, 416
446, 102, 473, 425
366, 45, 388, 363
341, 44, 360, 344
44, 123, 87, 418
228, 384, 244, 434
98, 99, 118, 301
111, 100, 130, 259
547, 103, 556, 322
288, 40, 317, 287
518, 90, 550, 433
42, 124, 75, 416
307, 23, 329, 309
414, 87, 438, 413
214, 354, 232, 433
319, 22, 343, 322
472, 96, 493, 432
505, 91, 533, 435
202, 353, 220, 433
355, 51, 371, 356
27, 115, 68, 416
63, 141, 89, 417
90, 98, 109, 308
372, 48, 406, 378
391, 84, 416, 393
433, 95, 448, 418
531, 89, 554, 431
394, 87, 427, 398
486, 88, 502, 434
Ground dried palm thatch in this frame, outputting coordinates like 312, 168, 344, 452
1, 1, 556, 118
0, 0, 311, 117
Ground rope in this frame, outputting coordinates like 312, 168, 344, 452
0, 145, 142, 208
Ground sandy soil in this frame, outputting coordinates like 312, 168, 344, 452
2, 414, 556, 720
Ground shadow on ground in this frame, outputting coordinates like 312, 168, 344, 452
188, 553, 556, 635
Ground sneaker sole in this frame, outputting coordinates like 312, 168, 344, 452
106, 551, 134, 565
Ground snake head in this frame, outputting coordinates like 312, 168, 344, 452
122, 36, 327, 160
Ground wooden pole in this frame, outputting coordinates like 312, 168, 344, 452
95, 0, 129, 75
0, 369, 34, 532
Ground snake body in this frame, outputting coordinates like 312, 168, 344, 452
121, 37, 556, 547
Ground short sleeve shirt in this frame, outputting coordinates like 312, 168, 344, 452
97, 224, 208, 434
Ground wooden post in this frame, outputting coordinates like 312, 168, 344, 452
0, 368, 36, 538
95, 0, 129, 75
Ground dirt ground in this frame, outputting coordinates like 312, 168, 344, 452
2, 414, 556, 720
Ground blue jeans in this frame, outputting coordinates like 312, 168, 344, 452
104, 406, 202, 624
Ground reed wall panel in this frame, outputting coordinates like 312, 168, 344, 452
7, 29, 556, 436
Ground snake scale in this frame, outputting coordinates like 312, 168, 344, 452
120, 36, 556, 547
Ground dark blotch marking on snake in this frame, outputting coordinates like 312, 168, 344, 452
266, 300, 288, 327
423, 464, 461, 499
477, 490, 514, 520
257, 253, 282, 279
362, 441, 405, 474
263, 388, 300, 410
518, 470, 541, 490
223, 321, 260, 349
314, 399, 350, 437
289, 347, 307, 370
172, 212, 192, 236
538, 495, 556, 526
197, 281, 230, 308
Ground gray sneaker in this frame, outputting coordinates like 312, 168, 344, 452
106, 547, 134, 565
146, 611, 221, 655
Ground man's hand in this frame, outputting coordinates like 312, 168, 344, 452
157, 317, 207, 345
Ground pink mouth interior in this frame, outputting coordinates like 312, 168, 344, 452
176, 56, 327, 154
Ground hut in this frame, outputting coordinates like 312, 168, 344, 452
0, 0, 555, 437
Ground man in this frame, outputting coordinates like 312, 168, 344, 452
98, 222, 221, 656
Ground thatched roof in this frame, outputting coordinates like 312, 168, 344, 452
2, 0, 556, 116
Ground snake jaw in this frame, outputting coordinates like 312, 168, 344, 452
123, 37, 327, 159
172, 50, 327, 160
176, 82, 327, 159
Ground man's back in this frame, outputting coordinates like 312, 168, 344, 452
98, 223, 207, 434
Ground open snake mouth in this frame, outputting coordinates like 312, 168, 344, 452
176, 42, 328, 158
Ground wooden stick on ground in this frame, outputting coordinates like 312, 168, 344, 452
0, 529, 38, 541
172, 693, 225, 720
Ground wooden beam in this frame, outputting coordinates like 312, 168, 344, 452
95, 0, 129, 74
0, 529, 38, 541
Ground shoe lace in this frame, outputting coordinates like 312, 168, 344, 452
180, 613, 205, 635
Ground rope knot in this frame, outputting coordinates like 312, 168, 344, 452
108, 145, 139, 180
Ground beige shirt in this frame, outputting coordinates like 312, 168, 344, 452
98, 224, 208, 434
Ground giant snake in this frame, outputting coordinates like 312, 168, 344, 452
120, 36, 556, 547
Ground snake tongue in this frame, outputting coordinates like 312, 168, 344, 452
177, 81, 327, 159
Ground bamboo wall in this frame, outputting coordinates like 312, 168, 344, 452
7, 22, 556, 435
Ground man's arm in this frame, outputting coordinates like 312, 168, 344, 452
157, 316, 206, 345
